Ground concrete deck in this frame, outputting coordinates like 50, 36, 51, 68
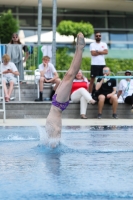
0, 118, 133, 126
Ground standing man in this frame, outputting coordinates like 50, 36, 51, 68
89, 31, 108, 93
35, 56, 61, 101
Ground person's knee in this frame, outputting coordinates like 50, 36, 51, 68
10, 81, 14, 86
111, 95, 118, 104
55, 78, 61, 85
98, 95, 105, 102
65, 71, 73, 80
79, 88, 86, 94
40, 77, 44, 82
98, 95, 105, 101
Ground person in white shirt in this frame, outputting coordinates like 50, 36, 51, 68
1, 54, 19, 102
35, 56, 61, 101
117, 70, 133, 112
89, 32, 108, 93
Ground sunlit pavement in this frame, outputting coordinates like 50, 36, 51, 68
0, 118, 132, 126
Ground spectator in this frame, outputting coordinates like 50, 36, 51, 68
71, 70, 96, 119
35, 56, 61, 101
117, 70, 133, 112
96, 66, 118, 119
1, 54, 19, 102
89, 31, 108, 93
6, 33, 29, 82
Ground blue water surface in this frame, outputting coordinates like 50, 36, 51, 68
0, 126, 133, 200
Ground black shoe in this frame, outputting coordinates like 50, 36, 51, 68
97, 113, 102, 119
35, 92, 43, 101
131, 106, 133, 113
112, 114, 118, 119
35, 98, 43, 101
50, 90, 55, 100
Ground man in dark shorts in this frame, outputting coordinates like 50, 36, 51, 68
95, 66, 118, 119
89, 31, 108, 93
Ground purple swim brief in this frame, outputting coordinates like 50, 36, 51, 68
52, 94, 69, 111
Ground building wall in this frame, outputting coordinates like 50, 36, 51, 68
0, 5, 133, 54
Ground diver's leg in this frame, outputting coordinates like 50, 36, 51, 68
55, 33, 85, 103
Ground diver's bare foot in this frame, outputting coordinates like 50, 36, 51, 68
76, 32, 86, 50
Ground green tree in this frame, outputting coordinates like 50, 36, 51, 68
57, 20, 94, 44
0, 10, 19, 43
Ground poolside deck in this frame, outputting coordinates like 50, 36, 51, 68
0, 118, 133, 126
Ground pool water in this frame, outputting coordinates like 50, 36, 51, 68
0, 126, 133, 200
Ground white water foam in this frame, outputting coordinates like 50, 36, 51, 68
25, 117, 61, 148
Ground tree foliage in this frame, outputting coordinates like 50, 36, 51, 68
57, 20, 94, 43
0, 10, 19, 43
56, 48, 133, 77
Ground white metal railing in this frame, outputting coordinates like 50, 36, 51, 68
0, 63, 6, 122
24, 70, 92, 83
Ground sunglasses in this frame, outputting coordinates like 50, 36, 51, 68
125, 73, 131, 76
12, 36, 18, 39
95, 35, 101, 37
103, 70, 109, 73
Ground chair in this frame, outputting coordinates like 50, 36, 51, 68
34, 69, 53, 98
9, 75, 21, 101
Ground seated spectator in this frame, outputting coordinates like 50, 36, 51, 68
35, 56, 61, 101
117, 70, 133, 112
96, 66, 118, 119
1, 54, 19, 102
70, 70, 96, 119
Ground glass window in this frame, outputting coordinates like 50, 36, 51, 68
57, 8, 93, 15
110, 32, 127, 49
91, 17, 106, 28
19, 7, 36, 13
57, 16, 95, 24
19, 16, 37, 27
127, 32, 133, 49
108, 11, 125, 15
109, 17, 125, 29
126, 17, 133, 28
42, 7, 52, 13
41, 17, 52, 27
0, 6, 16, 13
93, 10, 107, 14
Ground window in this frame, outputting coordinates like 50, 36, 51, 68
109, 17, 126, 29
19, 16, 36, 27
126, 17, 133, 28
19, 7, 36, 13
110, 32, 127, 49
127, 32, 133, 48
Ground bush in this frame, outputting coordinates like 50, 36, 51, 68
56, 48, 133, 74
0, 10, 19, 43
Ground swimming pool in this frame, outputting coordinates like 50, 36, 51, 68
0, 126, 133, 200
